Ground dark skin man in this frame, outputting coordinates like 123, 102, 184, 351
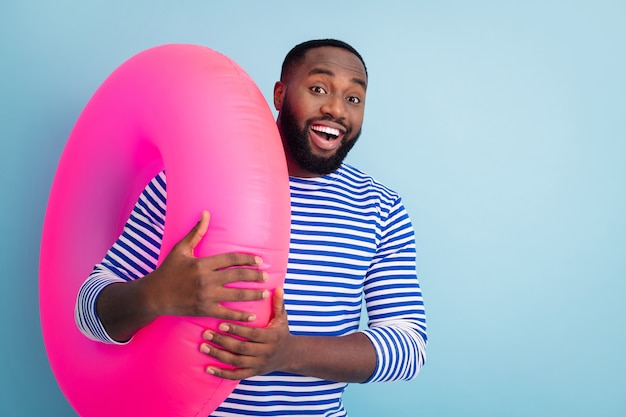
96, 45, 377, 383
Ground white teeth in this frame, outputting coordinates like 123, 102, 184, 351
312, 125, 340, 137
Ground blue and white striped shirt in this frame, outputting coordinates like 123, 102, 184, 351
76, 163, 427, 416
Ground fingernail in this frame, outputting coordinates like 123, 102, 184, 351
219, 323, 230, 332
248, 314, 257, 322
262, 272, 269, 282
200, 344, 210, 354
206, 367, 215, 375
255, 256, 263, 266
202, 331, 213, 341
262, 290, 270, 299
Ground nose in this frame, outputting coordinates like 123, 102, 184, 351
320, 94, 347, 120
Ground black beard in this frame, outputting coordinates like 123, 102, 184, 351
278, 100, 360, 176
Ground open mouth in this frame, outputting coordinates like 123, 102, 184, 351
311, 124, 341, 141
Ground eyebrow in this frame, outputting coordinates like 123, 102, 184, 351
308, 67, 367, 90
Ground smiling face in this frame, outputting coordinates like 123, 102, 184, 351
274, 46, 367, 177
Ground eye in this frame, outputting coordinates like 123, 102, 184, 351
347, 95, 361, 104
310, 86, 327, 94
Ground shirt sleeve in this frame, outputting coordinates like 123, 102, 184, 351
74, 172, 167, 344
360, 197, 427, 382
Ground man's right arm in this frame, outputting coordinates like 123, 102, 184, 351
75, 173, 269, 343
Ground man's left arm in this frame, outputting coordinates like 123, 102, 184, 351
358, 198, 427, 382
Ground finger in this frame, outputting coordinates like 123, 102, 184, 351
176, 210, 210, 256
271, 287, 286, 319
209, 322, 262, 345
207, 303, 264, 323
217, 287, 270, 303
206, 365, 253, 381
188, 210, 210, 251
200, 336, 254, 367
207, 252, 264, 271
219, 268, 268, 285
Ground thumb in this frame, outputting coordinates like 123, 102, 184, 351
271, 287, 286, 320
181, 210, 210, 256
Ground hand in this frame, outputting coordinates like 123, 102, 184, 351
199, 287, 294, 380
140, 210, 269, 322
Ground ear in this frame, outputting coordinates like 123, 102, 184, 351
273, 81, 285, 111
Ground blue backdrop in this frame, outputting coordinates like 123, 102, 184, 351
1, 1, 624, 416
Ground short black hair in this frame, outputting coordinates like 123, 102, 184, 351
280, 39, 367, 82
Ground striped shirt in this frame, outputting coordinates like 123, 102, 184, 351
75, 163, 427, 416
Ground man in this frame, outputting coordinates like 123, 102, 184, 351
76, 39, 427, 416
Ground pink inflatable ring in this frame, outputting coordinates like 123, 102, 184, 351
39, 44, 290, 417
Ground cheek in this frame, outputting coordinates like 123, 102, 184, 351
350, 110, 365, 130
286, 93, 313, 120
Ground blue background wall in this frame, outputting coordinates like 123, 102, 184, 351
1, 1, 624, 416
